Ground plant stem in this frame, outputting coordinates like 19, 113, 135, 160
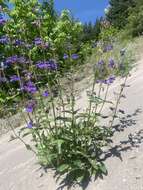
109, 76, 128, 128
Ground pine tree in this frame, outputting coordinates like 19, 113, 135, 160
106, 0, 136, 29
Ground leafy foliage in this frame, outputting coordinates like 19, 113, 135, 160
126, 0, 143, 37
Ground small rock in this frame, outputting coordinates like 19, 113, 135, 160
39, 172, 44, 178
136, 176, 141, 180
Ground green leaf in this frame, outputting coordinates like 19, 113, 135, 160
56, 116, 72, 122
52, 139, 64, 154
98, 162, 107, 175
57, 164, 69, 172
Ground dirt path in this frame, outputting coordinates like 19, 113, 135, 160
0, 57, 143, 190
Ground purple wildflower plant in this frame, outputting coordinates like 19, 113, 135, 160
36, 61, 49, 69
63, 54, 69, 60
25, 100, 36, 113
97, 60, 105, 66
71, 54, 79, 60
0, 36, 9, 44
10, 75, 20, 82
14, 39, 24, 46
103, 44, 113, 53
105, 76, 116, 85
5, 55, 26, 65
96, 76, 116, 85
36, 60, 58, 70
34, 37, 43, 46
42, 90, 49, 97
48, 60, 58, 70
6, 55, 18, 64
0, 17, 6, 25
27, 121, 33, 129
109, 58, 115, 68
24, 81, 37, 94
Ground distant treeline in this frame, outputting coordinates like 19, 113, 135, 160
82, 0, 143, 42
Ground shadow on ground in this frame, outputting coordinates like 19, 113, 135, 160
101, 108, 143, 162
43, 108, 143, 190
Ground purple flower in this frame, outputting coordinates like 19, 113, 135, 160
48, 60, 58, 70
24, 81, 37, 94
14, 39, 24, 46
105, 76, 116, 85
34, 37, 43, 46
27, 121, 33, 128
0, 17, 6, 25
43, 42, 49, 49
5, 55, 26, 64
5, 55, 18, 64
71, 54, 79, 60
63, 54, 69, 60
42, 90, 49, 97
25, 100, 36, 113
0, 36, 9, 44
103, 44, 113, 52
109, 58, 115, 68
96, 76, 116, 85
36, 61, 49, 69
96, 79, 105, 84
98, 60, 105, 66
36, 60, 58, 70
10, 75, 20, 82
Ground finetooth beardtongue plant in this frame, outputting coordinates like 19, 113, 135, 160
0, 0, 133, 188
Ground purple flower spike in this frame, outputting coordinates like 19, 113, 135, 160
14, 39, 24, 46
42, 90, 49, 97
0, 36, 9, 44
109, 58, 115, 68
48, 60, 58, 70
103, 44, 113, 52
98, 60, 105, 66
36, 61, 49, 69
26, 100, 36, 113
10, 75, 20, 82
6, 55, 18, 64
63, 54, 69, 60
0, 17, 6, 25
24, 81, 37, 94
36, 60, 58, 70
34, 37, 43, 46
27, 121, 33, 129
105, 76, 116, 85
71, 54, 79, 60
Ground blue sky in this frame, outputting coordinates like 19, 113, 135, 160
54, 0, 109, 23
